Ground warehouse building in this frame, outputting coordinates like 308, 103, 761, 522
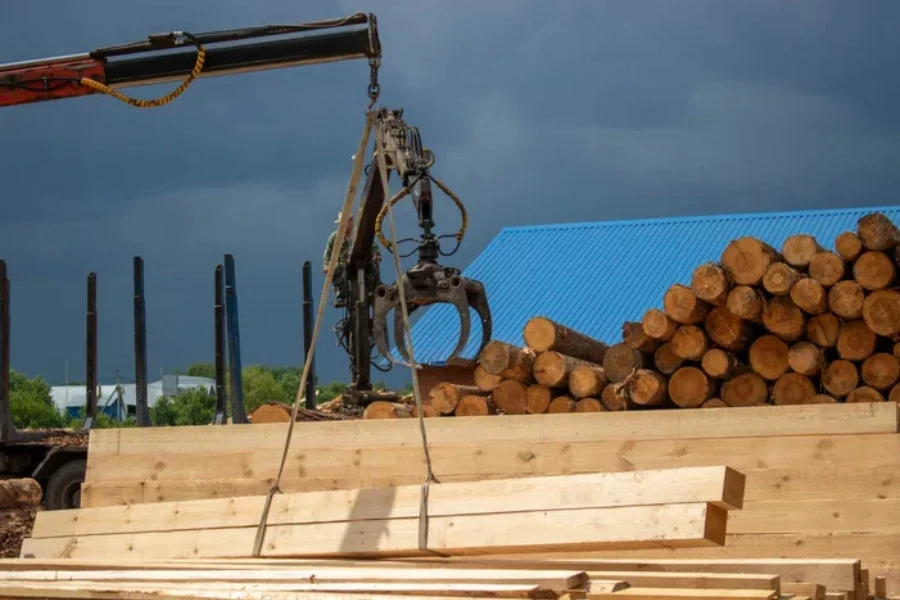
405, 205, 900, 393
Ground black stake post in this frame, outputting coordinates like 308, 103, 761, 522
213, 264, 227, 425
133, 257, 151, 427
83, 272, 98, 430
302, 261, 316, 409
0, 261, 14, 442
223, 254, 248, 424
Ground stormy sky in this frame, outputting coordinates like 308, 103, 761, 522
1, 1, 898, 389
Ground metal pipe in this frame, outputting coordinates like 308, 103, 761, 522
223, 255, 248, 424
83, 272, 98, 429
0, 261, 13, 442
133, 257, 151, 427
302, 261, 316, 409
213, 264, 227, 425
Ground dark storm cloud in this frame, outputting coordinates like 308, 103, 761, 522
1, 0, 898, 387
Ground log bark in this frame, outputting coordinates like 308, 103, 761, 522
806, 313, 840, 348
641, 309, 677, 341
811, 394, 837, 404
0, 479, 42, 510
762, 262, 801, 296
828, 280, 865, 319
701, 348, 739, 379
853, 251, 896, 291
600, 382, 628, 411
846, 386, 886, 403
691, 262, 730, 303
249, 402, 292, 424
668, 366, 713, 408
857, 212, 900, 251
890, 383, 900, 405
725, 285, 765, 323
670, 325, 709, 360
363, 401, 414, 419
663, 284, 712, 325
835, 231, 864, 262
788, 341, 824, 377
704, 307, 753, 351
895, 342, 900, 361
790, 277, 828, 315
721, 372, 769, 407
701, 398, 727, 408
575, 398, 605, 412
749, 334, 791, 381
862, 289, 900, 338
762, 296, 806, 342
653, 342, 683, 375
533, 351, 598, 388
492, 379, 528, 414
478, 340, 535, 381
821, 359, 859, 398
525, 384, 555, 414
861, 352, 900, 391
622, 321, 659, 352
568, 365, 609, 399
522, 317, 609, 364
454, 395, 494, 417
473, 366, 502, 392
547, 396, 576, 413
721, 236, 783, 285
428, 383, 488, 415
771, 372, 816, 405
626, 369, 669, 407
836, 319, 877, 361
808, 251, 846, 287
603, 343, 648, 382
782, 234, 824, 268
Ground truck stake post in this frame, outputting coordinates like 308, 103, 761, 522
82, 272, 98, 430
133, 257, 151, 427
213, 264, 227, 425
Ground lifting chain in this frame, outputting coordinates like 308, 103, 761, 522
367, 56, 381, 109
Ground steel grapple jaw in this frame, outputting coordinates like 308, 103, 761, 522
373, 262, 491, 367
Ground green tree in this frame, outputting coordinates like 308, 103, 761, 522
9, 369, 65, 429
241, 365, 288, 411
186, 363, 216, 379
150, 387, 216, 426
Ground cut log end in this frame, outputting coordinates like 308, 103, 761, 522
749, 334, 791, 381
771, 372, 816, 405
822, 359, 859, 398
691, 262, 730, 303
653, 343, 684, 375
836, 319, 877, 361
622, 321, 659, 352
454, 395, 493, 417
701, 398, 727, 408
547, 396, 576, 413
641, 308, 677, 341
704, 307, 753, 351
721, 236, 782, 285
725, 285, 764, 323
473, 366, 503, 392
835, 230, 863, 262
828, 280, 865, 320
857, 212, 900, 252
853, 251, 897, 291
575, 397, 605, 412
762, 296, 806, 342
701, 348, 738, 379
525, 384, 554, 414
668, 366, 713, 408
846, 386, 886, 403
492, 379, 528, 415
663, 284, 711, 325
534, 351, 599, 388
862, 289, 900, 338
363, 401, 414, 420
627, 369, 669, 407
478, 340, 535, 381
603, 343, 647, 382
568, 365, 609, 399
523, 317, 609, 364
782, 234, 823, 268
806, 313, 840, 348
428, 383, 486, 415
808, 251, 846, 287
788, 341, 824, 377
790, 277, 828, 315
762, 262, 801, 296
670, 325, 709, 361
861, 352, 900, 391
721, 372, 769, 407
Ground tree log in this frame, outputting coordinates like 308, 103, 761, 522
725, 285, 765, 323
547, 396, 576, 413
836, 319, 877, 361
807, 312, 840, 348
862, 289, 900, 338
668, 366, 713, 408
771, 372, 816, 405
691, 262, 731, 303
600, 382, 628, 411
788, 341, 824, 377
525, 384, 555, 414
663, 284, 712, 325
575, 397, 605, 412
811, 394, 837, 404
473, 365, 502, 392
704, 306, 754, 351
749, 334, 791, 381
782, 234, 824, 268
0, 479, 42, 510
533, 351, 599, 388
762, 296, 806, 342
763, 262, 801, 296
670, 325, 709, 360
853, 251, 896, 291
478, 340, 534, 381
828, 280, 865, 319
822, 359, 859, 398
455, 395, 494, 417
428, 383, 488, 415
622, 321, 659, 352
363, 401, 414, 419
641, 308, 677, 341
890, 383, 900, 405
857, 212, 900, 251
895, 342, 900, 361
721, 236, 783, 285
861, 352, 900, 391
701, 348, 739, 379
568, 365, 609, 399
652, 343, 683, 375
721, 372, 769, 407
835, 231, 863, 262
790, 277, 828, 315
846, 386, 886, 403
522, 317, 609, 364
603, 343, 648, 382
808, 251, 846, 287
701, 398, 727, 408
492, 379, 529, 414
412, 403, 439, 418
627, 369, 669, 407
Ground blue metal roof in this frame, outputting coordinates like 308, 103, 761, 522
403, 205, 900, 366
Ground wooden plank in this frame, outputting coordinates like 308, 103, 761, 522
782, 583, 825, 600
587, 588, 776, 599
81, 433, 900, 508
583, 571, 779, 592
34, 467, 743, 539
727, 499, 900, 534
20, 502, 728, 560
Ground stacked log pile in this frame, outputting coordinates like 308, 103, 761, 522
413, 211, 900, 416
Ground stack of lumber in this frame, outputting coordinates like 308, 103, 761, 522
0, 556, 887, 599
406, 211, 900, 417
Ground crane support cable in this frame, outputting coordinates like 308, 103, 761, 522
251, 110, 374, 557
372, 124, 442, 555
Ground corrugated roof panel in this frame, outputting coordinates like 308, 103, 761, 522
403, 206, 900, 365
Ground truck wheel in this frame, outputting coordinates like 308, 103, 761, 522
44, 459, 86, 511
